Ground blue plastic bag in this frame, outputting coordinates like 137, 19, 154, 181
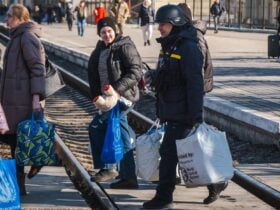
0, 159, 21, 209
15, 112, 57, 166
101, 103, 124, 164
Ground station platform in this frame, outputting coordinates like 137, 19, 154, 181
21, 166, 90, 209
100, 164, 277, 209
20, 165, 275, 209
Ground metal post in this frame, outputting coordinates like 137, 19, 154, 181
262, 0, 265, 29
200, 0, 202, 20
227, 0, 230, 27
209, 0, 211, 26
193, 0, 195, 19
238, 0, 241, 28
250, 0, 252, 28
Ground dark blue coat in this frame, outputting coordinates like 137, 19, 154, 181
154, 25, 204, 127
138, 5, 154, 26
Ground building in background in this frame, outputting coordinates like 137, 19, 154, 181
0, 0, 278, 30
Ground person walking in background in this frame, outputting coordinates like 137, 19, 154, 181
94, 3, 107, 24
87, 17, 141, 189
32, 5, 42, 24
138, 0, 154, 46
55, 2, 63, 23
210, 0, 224, 33
1, 4, 46, 196
109, 0, 129, 35
143, 5, 227, 209
47, 5, 55, 24
66, 3, 75, 31
75, 0, 87, 36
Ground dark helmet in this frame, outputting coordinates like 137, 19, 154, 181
155, 4, 186, 26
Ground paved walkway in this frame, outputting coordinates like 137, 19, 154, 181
21, 166, 90, 209
40, 23, 280, 122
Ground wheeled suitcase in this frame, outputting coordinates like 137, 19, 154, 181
268, 35, 280, 58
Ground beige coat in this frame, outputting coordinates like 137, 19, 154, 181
109, 0, 129, 24
0, 21, 45, 133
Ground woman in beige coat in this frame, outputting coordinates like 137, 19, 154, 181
0, 4, 45, 195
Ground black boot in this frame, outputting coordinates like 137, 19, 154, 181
110, 179, 139, 189
17, 172, 27, 196
143, 196, 173, 209
27, 165, 43, 179
203, 182, 228, 204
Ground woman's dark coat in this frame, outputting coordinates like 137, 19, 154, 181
0, 21, 45, 133
87, 35, 142, 103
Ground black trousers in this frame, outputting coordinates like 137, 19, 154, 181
156, 123, 191, 202
0, 134, 24, 174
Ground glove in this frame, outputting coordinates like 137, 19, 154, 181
93, 85, 120, 112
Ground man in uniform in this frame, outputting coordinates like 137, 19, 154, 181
143, 5, 227, 209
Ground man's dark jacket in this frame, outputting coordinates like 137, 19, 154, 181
138, 4, 154, 26
210, 2, 223, 16
155, 25, 204, 127
87, 35, 142, 102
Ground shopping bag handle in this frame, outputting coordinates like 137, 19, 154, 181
31, 112, 48, 131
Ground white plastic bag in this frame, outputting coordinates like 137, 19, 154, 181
136, 125, 164, 181
176, 123, 233, 187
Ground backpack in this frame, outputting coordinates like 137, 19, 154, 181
20, 35, 65, 98
199, 35, 213, 93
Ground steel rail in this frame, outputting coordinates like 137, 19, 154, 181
55, 133, 118, 209
0, 30, 279, 208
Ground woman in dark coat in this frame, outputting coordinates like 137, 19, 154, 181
0, 4, 45, 195
88, 17, 142, 189
138, 0, 154, 46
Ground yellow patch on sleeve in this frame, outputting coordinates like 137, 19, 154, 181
170, 53, 181, 59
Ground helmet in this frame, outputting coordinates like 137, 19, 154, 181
155, 4, 186, 26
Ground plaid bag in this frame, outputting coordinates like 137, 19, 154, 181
15, 113, 57, 166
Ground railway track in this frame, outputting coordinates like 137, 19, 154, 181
0, 30, 279, 209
